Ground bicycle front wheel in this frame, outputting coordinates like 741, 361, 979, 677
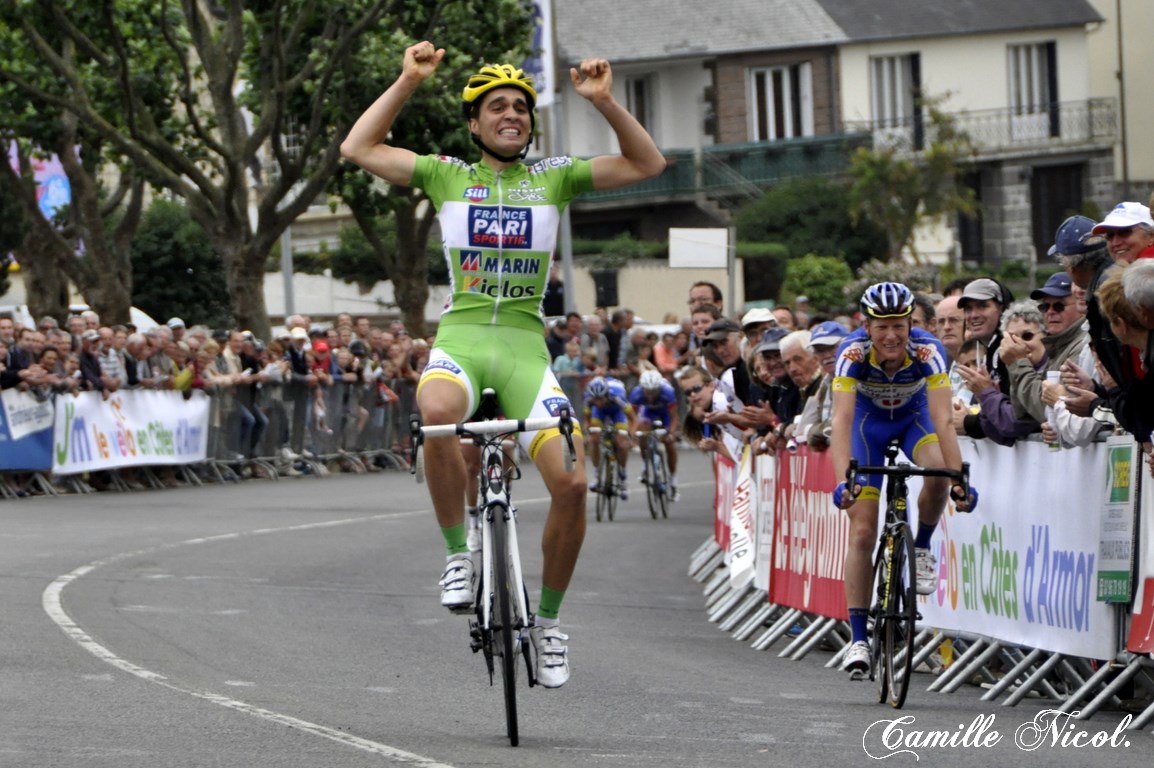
880, 523, 917, 709
490, 505, 520, 745
652, 447, 670, 519
595, 450, 612, 522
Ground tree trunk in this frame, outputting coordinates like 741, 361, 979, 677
20, 237, 70, 322
393, 201, 434, 338
220, 241, 273, 340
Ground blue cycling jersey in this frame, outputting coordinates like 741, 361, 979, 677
585, 377, 632, 427
832, 326, 950, 498
628, 381, 677, 425
831, 326, 950, 415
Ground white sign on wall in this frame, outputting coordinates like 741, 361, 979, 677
669, 228, 729, 268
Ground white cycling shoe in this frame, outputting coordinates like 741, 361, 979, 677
529, 625, 570, 688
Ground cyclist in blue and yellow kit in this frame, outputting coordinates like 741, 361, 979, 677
830, 283, 977, 678
629, 370, 680, 501
341, 41, 665, 688
584, 376, 635, 500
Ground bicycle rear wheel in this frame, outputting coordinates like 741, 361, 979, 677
879, 523, 917, 709
490, 505, 520, 745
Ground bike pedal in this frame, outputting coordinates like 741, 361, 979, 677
849, 669, 866, 682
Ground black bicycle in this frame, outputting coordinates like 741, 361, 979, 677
847, 444, 969, 709
636, 420, 670, 520
411, 390, 576, 746
587, 426, 619, 522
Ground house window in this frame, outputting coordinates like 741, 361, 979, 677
625, 75, 653, 133
1008, 42, 1058, 139
869, 53, 922, 147
749, 62, 813, 141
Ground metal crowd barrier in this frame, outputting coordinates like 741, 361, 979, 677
691, 541, 1154, 732
0, 377, 416, 495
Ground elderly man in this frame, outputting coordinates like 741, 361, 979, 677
793, 321, 848, 450
779, 330, 823, 437
934, 295, 965, 362
999, 272, 1089, 424
1122, 258, 1154, 330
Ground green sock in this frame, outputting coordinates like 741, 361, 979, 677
441, 523, 469, 556
537, 586, 565, 620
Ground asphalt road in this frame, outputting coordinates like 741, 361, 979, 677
0, 450, 1149, 768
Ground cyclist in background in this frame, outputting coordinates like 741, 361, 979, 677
629, 370, 680, 501
584, 375, 635, 500
341, 41, 665, 689
830, 282, 976, 678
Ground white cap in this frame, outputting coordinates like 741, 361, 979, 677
1092, 202, 1154, 234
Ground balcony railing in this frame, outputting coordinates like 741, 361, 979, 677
842, 98, 1117, 157
579, 133, 871, 203
575, 98, 1117, 206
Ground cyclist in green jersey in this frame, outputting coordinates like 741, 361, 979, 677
341, 41, 665, 688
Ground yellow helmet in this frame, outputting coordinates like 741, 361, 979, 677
461, 64, 537, 117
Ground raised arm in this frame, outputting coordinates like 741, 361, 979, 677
571, 59, 666, 190
340, 41, 445, 186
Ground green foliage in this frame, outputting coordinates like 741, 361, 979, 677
846, 258, 940, 304
130, 199, 231, 328
733, 176, 888, 272
781, 254, 854, 313
847, 94, 978, 263
326, 224, 447, 290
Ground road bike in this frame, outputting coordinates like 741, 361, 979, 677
587, 426, 619, 522
636, 420, 671, 520
410, 390, 577, 746
847, 443, 969, 709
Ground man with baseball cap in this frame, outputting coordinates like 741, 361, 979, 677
1000, 272, 1089, 424
1091, 202, 1154, 266
1050, 215, 1133, 424
794, 321, 849, 450
740, 307, 777, 352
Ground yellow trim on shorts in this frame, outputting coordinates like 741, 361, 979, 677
527, 423, 584, 461
911, 431, 939, 457
857, 487, 882, 502
416, 370, 468, 396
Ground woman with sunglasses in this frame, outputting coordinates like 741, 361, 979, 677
954, 301, 1048, 447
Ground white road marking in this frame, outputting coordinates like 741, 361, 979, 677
42, 509, 458, 767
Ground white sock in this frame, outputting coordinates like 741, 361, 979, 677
534, 616, 560, 628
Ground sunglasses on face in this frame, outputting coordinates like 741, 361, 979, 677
1037, 301, 1066, 313
683, 383, 707, 396
1016, 331, 1038, 342
1104, 229, 1134, 240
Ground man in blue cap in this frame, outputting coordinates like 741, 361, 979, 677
1049, 215, 1130, 422
795, 320, 850, 450
999, 272, 1089, 424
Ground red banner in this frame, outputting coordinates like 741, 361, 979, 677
768, 447, 849, 620
1127, 578, 1154, 653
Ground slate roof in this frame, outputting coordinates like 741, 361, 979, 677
814, 0, 1103, 42
553, 0, 1103, 64
554, 0, 846, 65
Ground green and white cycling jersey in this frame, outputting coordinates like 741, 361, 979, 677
411, 153, 594, 332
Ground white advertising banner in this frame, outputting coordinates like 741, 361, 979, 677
53, 390, 210, 473
2, 388, 55, 440
727, 447, 755, 589
753, 452, 777, 594
917, 439, 1117, 659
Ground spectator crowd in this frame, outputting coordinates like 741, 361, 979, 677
3, 197, 1154, 491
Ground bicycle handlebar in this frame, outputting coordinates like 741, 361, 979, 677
410, 408, 578, 474
419, 415, 564, 439
847, 460, 968, 482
